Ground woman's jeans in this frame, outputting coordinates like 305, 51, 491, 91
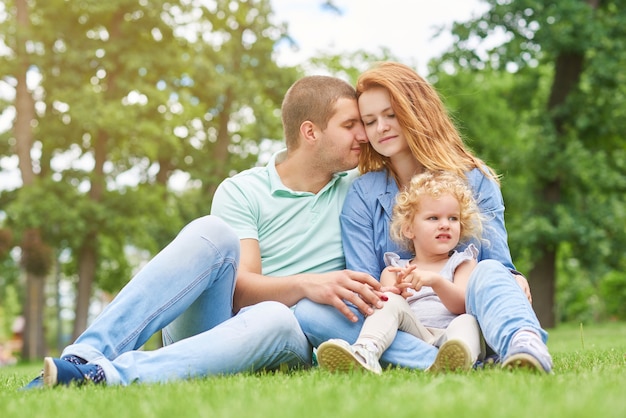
61, 215, 311, 385
294, 259, 547, 369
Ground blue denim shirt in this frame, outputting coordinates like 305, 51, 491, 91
340, 168, 516, 280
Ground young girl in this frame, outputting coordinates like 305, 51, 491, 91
317, 170, 485, 373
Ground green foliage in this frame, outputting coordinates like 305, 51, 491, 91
307, 47, 400, 84
0, 284, 20, 341
598, 270, 626, 320
432, 0, 626, 323
0, 0, 303, 331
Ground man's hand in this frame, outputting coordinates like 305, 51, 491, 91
303, 270, 383, 323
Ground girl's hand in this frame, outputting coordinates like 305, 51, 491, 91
379, 286, 401, 295
387, 265, 419, 298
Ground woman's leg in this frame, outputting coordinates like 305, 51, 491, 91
466, 260, 552, 372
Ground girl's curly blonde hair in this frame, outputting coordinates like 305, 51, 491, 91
390, 170, 484, 253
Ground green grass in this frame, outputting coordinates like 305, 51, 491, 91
2, 322, 625, 418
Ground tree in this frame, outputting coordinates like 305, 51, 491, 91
0, 0, 299, 357
434, 0, 626, 327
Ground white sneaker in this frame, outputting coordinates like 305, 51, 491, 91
317, 339, 382, 374
502, 331, 553, 373
427, 339, 473, 373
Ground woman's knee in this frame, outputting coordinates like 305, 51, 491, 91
468, 259, 511, 289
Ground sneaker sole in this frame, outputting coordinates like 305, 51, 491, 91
317, 342, 369, 373
428, 340, 472, 373
43, 357, 58, 387
502, 353, 546, 373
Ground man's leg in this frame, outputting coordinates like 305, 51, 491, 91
294, 298, 437, 370
95, 301, 311, 385
63, 215, 239, 361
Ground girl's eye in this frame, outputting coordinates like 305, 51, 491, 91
363, 120, 375, 126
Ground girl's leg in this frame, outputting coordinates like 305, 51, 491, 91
435, 314, 485, 363
357, 293, 436, 350
294, 297, 437, 370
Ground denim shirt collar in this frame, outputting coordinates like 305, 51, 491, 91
377, 170, 400, 218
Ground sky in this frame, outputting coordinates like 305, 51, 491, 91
269, 0, 489, 75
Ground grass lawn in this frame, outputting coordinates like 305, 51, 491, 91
1, 321, 625, 418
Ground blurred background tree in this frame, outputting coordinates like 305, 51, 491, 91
0, 0, 300, 360
432, 0, 626, 326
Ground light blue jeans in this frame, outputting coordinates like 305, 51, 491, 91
61, 215, 311, 385
294, 259, 547, 369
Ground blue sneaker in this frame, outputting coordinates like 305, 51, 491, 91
502, 331, 553, 373
473, 354, 500, 370
43, 357, 105, 387
20, 355, 90, 390
20, 372, 44, 391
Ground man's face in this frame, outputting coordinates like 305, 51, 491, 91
317, 97, 367, 172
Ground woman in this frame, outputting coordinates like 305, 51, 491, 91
343, 62, 516, 284
294, 62, 552, 373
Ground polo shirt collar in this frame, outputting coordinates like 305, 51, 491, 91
268, 149, 348, 197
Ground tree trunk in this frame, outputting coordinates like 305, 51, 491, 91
72, 237, 97, 339
537, 37, 586, 326
22, 271, 46, 359
70, 9, 125, 337
15, 0, 47, 360
527, 248, 557, 328
72, 127, 107, 339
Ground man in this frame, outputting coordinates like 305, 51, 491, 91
23, 75, 384, 388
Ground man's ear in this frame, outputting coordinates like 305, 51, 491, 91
300, 121, 318, 144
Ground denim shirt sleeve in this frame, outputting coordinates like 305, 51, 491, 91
464, 168, 516, 271
340, 177, 387, 281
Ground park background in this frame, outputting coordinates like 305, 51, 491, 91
0, 0, 625, 364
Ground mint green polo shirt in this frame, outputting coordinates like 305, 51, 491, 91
211, 150, 357, 277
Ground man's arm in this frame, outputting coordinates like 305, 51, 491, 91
233, 239, 384, 322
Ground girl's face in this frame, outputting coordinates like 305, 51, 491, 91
358, 87, 410, 158
403, 193, 461, 256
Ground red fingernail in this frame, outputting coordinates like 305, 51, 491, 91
381, 295, 388, 301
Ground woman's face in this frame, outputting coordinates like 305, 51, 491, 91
358, 87, 410, 158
